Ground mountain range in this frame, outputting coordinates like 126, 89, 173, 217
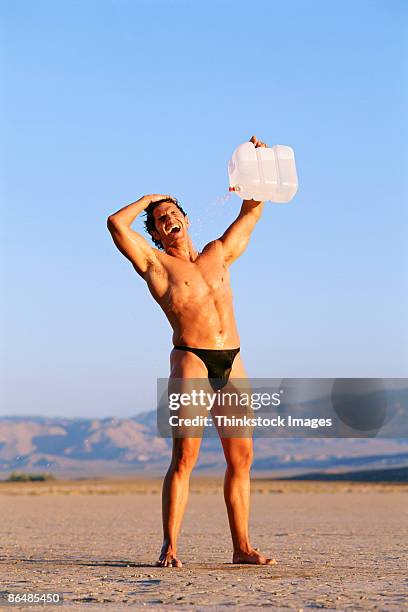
1, 411, 407, 477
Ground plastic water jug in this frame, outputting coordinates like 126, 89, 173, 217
228, 141, 298, 203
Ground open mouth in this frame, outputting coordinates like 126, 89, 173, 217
167, 224, 181, 234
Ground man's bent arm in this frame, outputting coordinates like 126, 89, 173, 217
107, 194, 166, 276
218, 199, 265, 266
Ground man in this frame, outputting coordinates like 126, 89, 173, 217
107, 135, 276, 567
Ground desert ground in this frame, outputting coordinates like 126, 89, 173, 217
0, 478, 407, 611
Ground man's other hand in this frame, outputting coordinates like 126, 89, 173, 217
147, 194, 176, 204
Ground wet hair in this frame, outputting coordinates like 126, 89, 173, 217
143, 197, 187, 249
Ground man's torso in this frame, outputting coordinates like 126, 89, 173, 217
144, 240, 240, 348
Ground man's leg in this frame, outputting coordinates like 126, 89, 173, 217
221, 435, 252, 552
157, 436, 201, 567
219, 354, 277, 565
157, 348, 208, 567
220, 437, 276, 565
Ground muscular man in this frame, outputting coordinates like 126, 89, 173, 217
107, 135, 276, 567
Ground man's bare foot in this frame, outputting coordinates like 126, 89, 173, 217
233, 547, 277, 565
156, 544, 182, 568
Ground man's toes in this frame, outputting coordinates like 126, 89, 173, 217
265, 558, 277, 565
157, 556, 182, 567
156, 556, 171, 567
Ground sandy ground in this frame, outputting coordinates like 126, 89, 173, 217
0, 480, 407, 611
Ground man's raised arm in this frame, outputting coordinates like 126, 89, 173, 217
218, 135, 268, 266
218, 198, 265, 266
107, 194, 167, 276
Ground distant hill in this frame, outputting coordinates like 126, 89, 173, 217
0, 412, 407, 477
0, 413, 170, 475
279, 466, 408, 482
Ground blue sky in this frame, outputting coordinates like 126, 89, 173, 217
1, 0, 407, 417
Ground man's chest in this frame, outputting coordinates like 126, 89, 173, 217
148, 248, 231, 307
166, 257, 229, 297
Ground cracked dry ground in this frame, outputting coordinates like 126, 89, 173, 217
0, 483, 407, 610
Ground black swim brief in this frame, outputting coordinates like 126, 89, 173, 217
173, 346, 240, 391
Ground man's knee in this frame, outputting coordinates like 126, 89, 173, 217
225, 445, 253, 473
172, 442, 200, 474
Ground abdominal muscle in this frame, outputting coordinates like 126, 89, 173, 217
162, 291, 240, 349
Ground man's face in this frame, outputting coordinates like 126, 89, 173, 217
152, 203, 189, 249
